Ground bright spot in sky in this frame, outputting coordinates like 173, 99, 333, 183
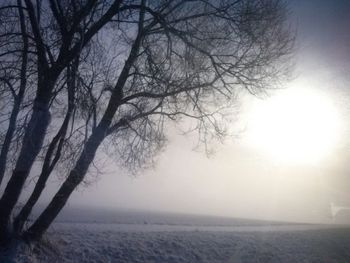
246, 87, 341, 165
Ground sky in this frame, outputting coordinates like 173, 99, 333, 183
36, 0, 350, 224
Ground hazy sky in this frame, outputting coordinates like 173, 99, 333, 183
37, 0, 350, 224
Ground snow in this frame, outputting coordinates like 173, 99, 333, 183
2, 210, 350, 262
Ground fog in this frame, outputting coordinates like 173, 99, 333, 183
16, 0, 350, 224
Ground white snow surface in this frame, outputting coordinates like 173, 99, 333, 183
2, 209, 350, 262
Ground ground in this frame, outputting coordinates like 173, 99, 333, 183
2, 222, 350, 263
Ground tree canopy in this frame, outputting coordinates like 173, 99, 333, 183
0, 0, 293, 245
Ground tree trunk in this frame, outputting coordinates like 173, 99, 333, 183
23, 122, 108, 241
22, 9, 145, 240
13, 92, 74, 234
0, 102, 50, 246
12, 118, 68, 234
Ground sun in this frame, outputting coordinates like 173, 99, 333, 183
245, 87, 341, 165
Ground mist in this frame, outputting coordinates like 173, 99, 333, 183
0, 0, 347, 226
21, 0, 344, 225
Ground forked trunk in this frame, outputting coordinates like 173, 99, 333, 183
13, 102, 73, 234
23, 122, 107, 241
0, 102, 50, 246
13, 74, 76, 234
12, 151, 60, 234
22, 8, 144, 240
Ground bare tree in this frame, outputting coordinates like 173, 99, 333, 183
0, 0, 128, 245
0, 0, 294, 245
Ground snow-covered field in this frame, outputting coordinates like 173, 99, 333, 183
2, 208, 350, 262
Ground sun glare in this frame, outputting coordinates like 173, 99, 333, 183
246, 87, 341, 165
